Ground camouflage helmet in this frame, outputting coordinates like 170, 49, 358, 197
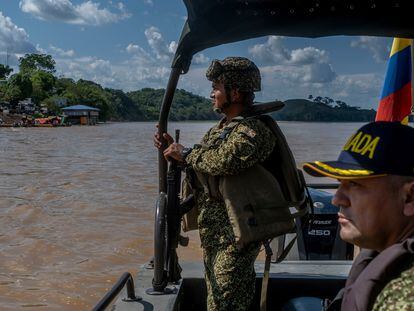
206, 57, 261, 92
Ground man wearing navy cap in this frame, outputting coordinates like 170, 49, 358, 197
303, 121, 414, 311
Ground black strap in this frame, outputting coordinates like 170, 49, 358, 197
274, 235, 297, 263
325, 288, 344, 311
260, 241, 273, 311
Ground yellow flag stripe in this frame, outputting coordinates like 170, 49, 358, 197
401, 116, 409, 125
390, 38, 411, 56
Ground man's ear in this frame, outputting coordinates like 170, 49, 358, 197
403, 181, 414, 216
231, 89, 241, 102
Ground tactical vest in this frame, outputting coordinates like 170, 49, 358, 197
327, 236, 414, 311
184, 115, 307, 249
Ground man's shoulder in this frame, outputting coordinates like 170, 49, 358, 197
235, 116, 274, 138
373, 263, 414, 310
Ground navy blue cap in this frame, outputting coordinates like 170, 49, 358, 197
303, 121, 414, 179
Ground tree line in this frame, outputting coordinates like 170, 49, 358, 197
272, 98, 376, 122
0, 53, 375, 122
0, 53, 217, 121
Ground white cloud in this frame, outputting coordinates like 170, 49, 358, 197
53, 25, 180, 91
54, 55, 380, 110
19, 0, 131, 26
35, 44, 47, 54
249, 36, 330, 66
117, 2, 125, 11
0, 11, 36, 55
56, 51, 169, 91
332, 73, 382, 100
144, 26, 174, 61
168, 41, 178, 54
290, 47, 328, 65
193, 53, 209, 65
126, 43, 140, 54
144, 0, 153, 5
248, 36, 290, 63
351, 36, 391, 63
57, 56, 117, 86
249, 36, 336, 85
124, 43, 153, 65
257, 63, 381, 109
178, 64, 379, 109
50, 45, 75, 57
304, 63, 336, 83
34, 26, 378, 110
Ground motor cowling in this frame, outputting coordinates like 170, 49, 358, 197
296, 188, 354, 260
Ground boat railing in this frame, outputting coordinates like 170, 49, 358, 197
92, 272, 142, 311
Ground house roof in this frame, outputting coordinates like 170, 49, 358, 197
62, 105, 100, 111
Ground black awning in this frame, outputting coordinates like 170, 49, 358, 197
173, 0, 413, 72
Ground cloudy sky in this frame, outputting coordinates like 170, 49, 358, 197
0, 0, 394, 108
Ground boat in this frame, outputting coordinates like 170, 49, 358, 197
93, 1, 414, 310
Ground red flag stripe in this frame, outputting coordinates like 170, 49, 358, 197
376, 82, 411, 121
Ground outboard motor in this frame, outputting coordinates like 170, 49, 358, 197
296, 188, 354, 260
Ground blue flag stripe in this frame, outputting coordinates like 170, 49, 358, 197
380, 45, 411, 99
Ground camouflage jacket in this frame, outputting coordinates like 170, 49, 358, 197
185, 116, 275, 248
372, 264, 414, 310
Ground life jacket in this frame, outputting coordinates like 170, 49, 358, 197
327, 236, 414, 311
187, 114, 308, 249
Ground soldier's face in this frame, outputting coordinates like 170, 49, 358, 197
210, 82, 227, 110
332, 176, 409, 251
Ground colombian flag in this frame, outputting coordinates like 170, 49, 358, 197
376, 38, 412, 123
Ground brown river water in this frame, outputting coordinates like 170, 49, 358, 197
0, 121, 363, 310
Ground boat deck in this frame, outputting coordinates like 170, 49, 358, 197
113, 260, 352, 310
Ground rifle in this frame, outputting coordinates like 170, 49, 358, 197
165, 129, 183, 283
150, 129, 183, 294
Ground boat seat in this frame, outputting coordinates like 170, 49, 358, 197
281, 296, 324, 311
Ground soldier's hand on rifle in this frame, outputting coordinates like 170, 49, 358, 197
153, 124, 174, 149
153, 124, 185, 161
164, 143, 185, 162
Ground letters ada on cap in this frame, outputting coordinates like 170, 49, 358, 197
303, 121, 414, 179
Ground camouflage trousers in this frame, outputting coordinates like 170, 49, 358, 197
203, 242, 261, 311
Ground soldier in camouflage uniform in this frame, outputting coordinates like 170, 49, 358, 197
303, 121, 414, 311
155, 57, 276, 310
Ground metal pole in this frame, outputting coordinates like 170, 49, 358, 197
158, 67, 181, 193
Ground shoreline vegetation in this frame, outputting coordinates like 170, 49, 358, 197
1, 54, 376, 125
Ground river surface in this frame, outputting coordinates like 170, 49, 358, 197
0, 121, 363, 310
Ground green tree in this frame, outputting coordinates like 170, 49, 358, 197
41, 96, 63, 115
105, 88, 145, 121
31, 71, 56, 103
4, 73, 33, 104
0, 64, 13, 79
19, 54, 56, 74
60, 79, 112, 121
0, 83, 7, 102
55, 77, 76, 96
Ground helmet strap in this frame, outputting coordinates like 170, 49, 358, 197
213, 85, 232, 114
224, 85, 233, 109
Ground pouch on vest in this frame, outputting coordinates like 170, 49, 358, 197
220, 164, 296, 249
181, 173, 199, 232
181, 165, 206, 232
182, 170, 221, 232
